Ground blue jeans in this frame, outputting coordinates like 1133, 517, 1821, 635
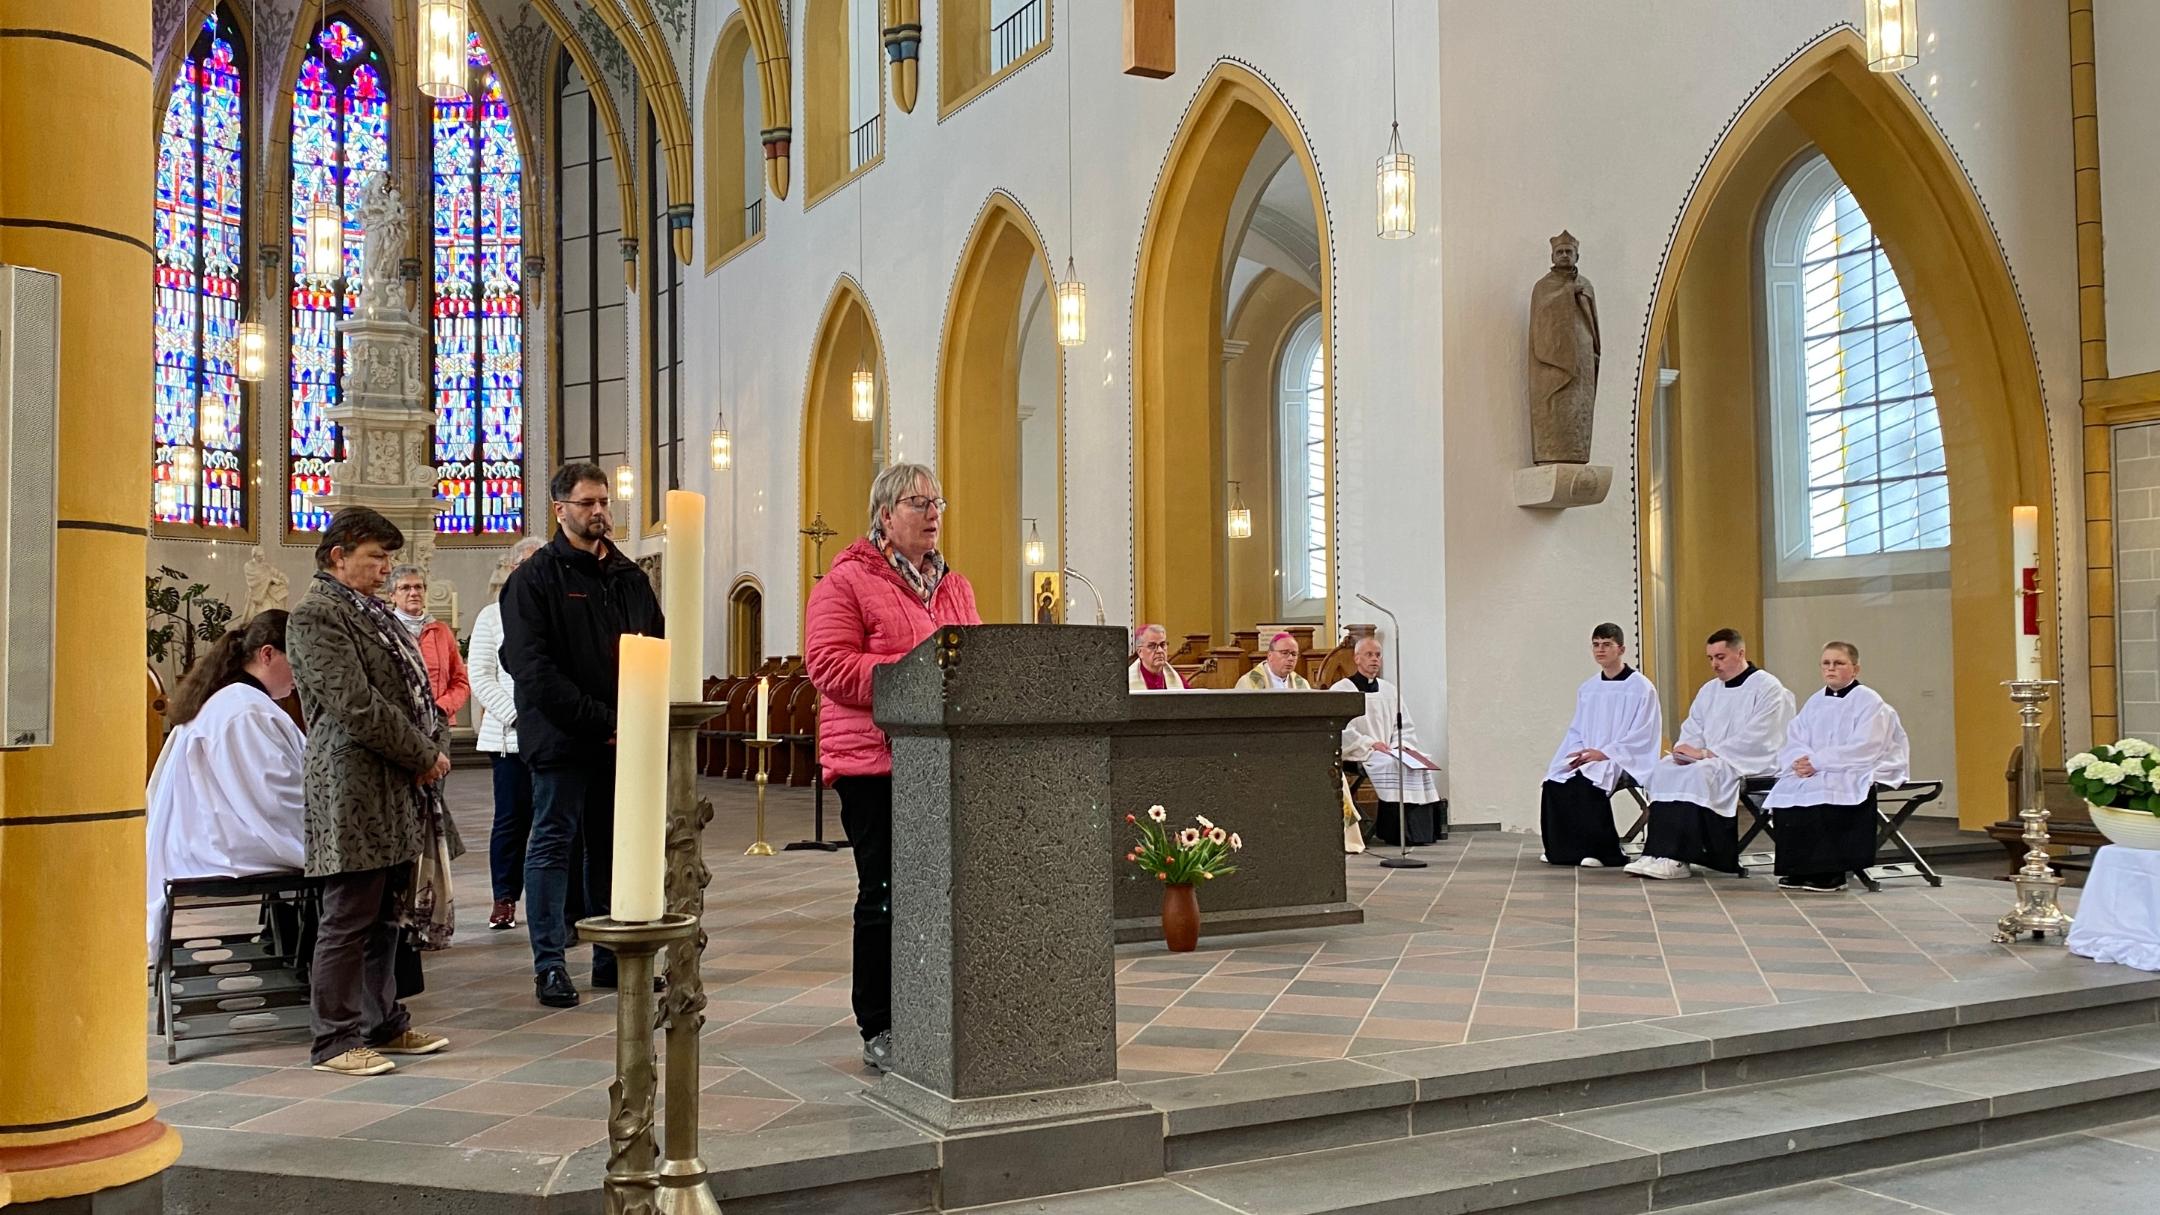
488, 754, 534, 903
525, 759, 616, 977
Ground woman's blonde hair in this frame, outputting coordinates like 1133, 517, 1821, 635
867, 462, 941, 532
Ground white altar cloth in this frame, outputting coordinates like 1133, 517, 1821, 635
2066, 844, 2160, 972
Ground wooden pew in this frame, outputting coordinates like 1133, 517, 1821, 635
782, 678, 819, 787
1314, 623, 1377, 688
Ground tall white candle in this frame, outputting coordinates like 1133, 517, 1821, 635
2013, 505, 2041, 682
611, 634, 669, 922
663, 489, 706, 702
756, 675, 770, 741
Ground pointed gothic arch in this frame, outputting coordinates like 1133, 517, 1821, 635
1635, 28, 2053, 828
800, 276, 889, 609
937, 191, 1064, 623
1132, 61, 1335, 643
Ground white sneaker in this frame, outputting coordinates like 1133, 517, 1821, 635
1539, 852, 1550, 863
1622, 856, 1654, 876
1647, 858, 1693, 880
1578, 858, 1605, 868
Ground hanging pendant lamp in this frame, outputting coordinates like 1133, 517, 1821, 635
1023, 517, 1046, 568
1376, 0, 1415, 239
1055, 1, 1086, 346
710, 415, 733, 470
1226, 481, 1253, 540
417, 0, 469, 99
616, 462, 636, 501
1864, 0, 1921, 72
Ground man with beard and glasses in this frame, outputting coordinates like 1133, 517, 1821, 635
500, 463, 665, 1008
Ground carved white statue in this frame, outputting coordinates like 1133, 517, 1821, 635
241, 545, 290, 622
356, 175, 410, 316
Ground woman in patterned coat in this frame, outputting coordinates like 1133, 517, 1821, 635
287, 507, 460, 1077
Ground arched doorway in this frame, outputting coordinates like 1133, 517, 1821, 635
938, 192, 1062, 623
1133, 62, 1333, 643
728, 575, 765, 674
1636, 31, 2053, 829
800, 277, 886, 610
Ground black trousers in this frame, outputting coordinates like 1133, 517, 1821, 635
310, 865, 413, 1063
1642, 800, 1743, 874
834, 774, 893, 1041
1540, 776, 1627, 866
1772, 792, 1880, 883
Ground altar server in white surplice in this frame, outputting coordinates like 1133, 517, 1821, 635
1764, 642, 1910, 894
145, 610, 308, 959
1540, 623, 1661, 868
1332, 636, 1445, 845
1624, 628, 1794, 881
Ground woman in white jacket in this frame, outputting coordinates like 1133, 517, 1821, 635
470, 537, 545, 929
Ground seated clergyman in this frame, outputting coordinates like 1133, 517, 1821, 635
1237, 632, 1313, 690
1331, 636, 1446, 845
1540, 622, 1661, 868
1127, 623, 1189, 690
1763, 642, 1909, 894
1624, 628, 1793, 881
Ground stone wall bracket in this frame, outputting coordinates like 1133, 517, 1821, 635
1513, 463, 1612, 510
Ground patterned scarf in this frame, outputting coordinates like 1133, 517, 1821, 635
315, 573, 457, 948
871, 522, 947, 608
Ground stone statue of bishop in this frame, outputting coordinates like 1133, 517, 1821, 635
1528, 230, 1601, 465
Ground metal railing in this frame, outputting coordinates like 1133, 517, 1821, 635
849, 114, 880, 172
991, 0, 1047, 73
744, 197, 763, 238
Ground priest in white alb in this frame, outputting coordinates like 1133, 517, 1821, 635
1764, 641, 1909, 893
1332, 636, 1445, 845
145, 611, 308, 958
1624, 628, 1794, 880
1128, 623, 1189, 690
1540, 622, 1661, 868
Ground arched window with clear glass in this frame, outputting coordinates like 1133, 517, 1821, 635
1277, 311, 1328, 619
430, 28, 524, 535
1764, 153, 1948, 574
289, 13, 392, 532
153, 6, 249, 533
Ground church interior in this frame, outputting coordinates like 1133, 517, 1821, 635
9, 1, 2160, 1212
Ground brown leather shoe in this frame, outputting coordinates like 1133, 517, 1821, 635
489, 900, 516, 930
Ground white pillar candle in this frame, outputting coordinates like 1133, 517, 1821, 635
611, 633, 669, 922
663, 490, 706, 701
756, 675, 770, 741
2013, 505, 2041, 682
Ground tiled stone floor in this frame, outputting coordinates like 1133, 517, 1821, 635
152, 776, 2082, 1160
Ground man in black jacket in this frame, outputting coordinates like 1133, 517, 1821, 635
501, 462, 665, 1007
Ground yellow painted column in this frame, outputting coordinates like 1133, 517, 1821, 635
2070, 0, 2116, 746
0, 0, 182, 1205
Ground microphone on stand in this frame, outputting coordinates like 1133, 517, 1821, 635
1354, 595, 1426, 869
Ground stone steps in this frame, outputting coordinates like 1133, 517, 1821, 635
1149, 1024, 2160, 1214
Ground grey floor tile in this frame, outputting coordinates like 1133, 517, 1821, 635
1843, 1132, 2160, 1215
341, 1106, 511, 1145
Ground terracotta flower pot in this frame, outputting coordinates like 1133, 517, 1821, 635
1161, 883, 1200, 952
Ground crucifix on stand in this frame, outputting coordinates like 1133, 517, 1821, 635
789, 511, 846, 852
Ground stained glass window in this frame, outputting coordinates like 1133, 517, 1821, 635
153, 8, 248, 531
431, 30, 524, 534
289, 15, 390, 531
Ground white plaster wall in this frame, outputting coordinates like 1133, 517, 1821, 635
685, 1, 1444, 692
1437, 1, 2082, 829
2095, 0, 2160, 377
678, 2, 2082, 828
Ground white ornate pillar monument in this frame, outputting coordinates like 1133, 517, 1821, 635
319, 177, 458, 625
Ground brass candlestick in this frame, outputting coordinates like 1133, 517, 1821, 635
1992, 679, 2075, 944
659, 703, 720, 1214
576, 913, 699, 1215
745, 737, 778, 856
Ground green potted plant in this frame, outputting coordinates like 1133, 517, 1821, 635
2066, 739, 2160, 849
1123, 805, 1242, 951
145, 565, 235, 676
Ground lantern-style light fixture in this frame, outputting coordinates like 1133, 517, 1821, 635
200, 390, 229, 449
305, 186, 343, 278
1377, 124, 1415, 239
1865, 0, 1921, 72
1023, 517, 1046, 567
417, 0, 469, 99
1226, 481, 1253, 540
615, 462, 635, 501
710, 414, 732, 470
1055, 258, 1087, 348
851, 356, 876, 423
235, 318, 268, 382
1375, 0, 1414, 239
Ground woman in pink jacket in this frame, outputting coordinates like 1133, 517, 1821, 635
804, 463, 980, 1074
